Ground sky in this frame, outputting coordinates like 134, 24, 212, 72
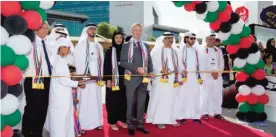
155, 1, 275, 38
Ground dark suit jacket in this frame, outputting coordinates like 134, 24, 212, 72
120, 40, 153, 87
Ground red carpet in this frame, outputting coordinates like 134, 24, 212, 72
83, 106, 274, 137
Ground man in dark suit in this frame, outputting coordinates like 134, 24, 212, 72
120, 23, 153, 136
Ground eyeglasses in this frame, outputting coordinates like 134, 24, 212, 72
189, 37, 196, 40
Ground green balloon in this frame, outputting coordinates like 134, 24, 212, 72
239, 26, 251, 38
204, 12, 219, 23
233, 66, 243, 71
4, 110, 21, 127
14, 55, 29, 71
20, 1, 40, 10
255, 60, 265, 69
36, 8, 47, 23
225, 34, 241, 45
174, 1, 187, 7
1, 115, 5, 130
0, 45, 16, 66
217, 1, 228, 12
238, 102, 250, 113
244, 63, 256, 75
251, 103, 264, 113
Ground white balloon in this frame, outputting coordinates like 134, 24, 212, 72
1, 26, 9, 45
207, 1, 219, 12
238, 85, 251, 96
196, 11, 208, 20
218, 31, 231, 41
7, 35, 32, 55
252, 85, 265, 96
246, 53, 260, 65
39, 1, 55, 10
231, 19, 244, 34
1, 94, 19, 115
234, 58, 247, 68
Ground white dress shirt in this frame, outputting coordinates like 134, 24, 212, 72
24, 35, 53, 77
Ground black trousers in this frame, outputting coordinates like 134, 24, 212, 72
106, 82, 127, 124
22, 78, 50, 137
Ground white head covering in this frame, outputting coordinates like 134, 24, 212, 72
47, 24, 74, 51
51, 37, 71, 67
74, 23, 103, 75
151, 32, 176, 54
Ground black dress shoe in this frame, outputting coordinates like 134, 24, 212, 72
136, 127, 149, 134
180, 119, 186, 124
193, 119, 202, 124
128, 129, 135, 136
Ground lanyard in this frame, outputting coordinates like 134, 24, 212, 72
33, 44, 43, 83
182, 47, 200, 79
112, 47, 119, 86
84, 40, 90, 75
96, 44, 102, 81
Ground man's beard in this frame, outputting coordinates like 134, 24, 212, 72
88, 33, 95, 38
187, 41, 194, 46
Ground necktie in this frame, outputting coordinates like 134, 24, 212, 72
137, 41, 143, 56
41, 40, 52, 76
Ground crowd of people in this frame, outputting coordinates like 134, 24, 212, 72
21, 21, 275, 137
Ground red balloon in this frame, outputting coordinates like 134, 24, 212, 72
226, 44, 240, 54
252, 69, 265, 80
259, 94, 269, 104
226, 4, 233, 12
1, 125, 13, 137
184, 3, 196, 12
236, 93, 248, 103
20, 10, 42, 30
239, 37, 253, 49
218, 7, 231, 22
247, 93, 259, 105
249, 34, 255, 41
210, 19, 221, 31
1, 66, 22, 86
236, 71, 249, 82
0, 1, 22, 17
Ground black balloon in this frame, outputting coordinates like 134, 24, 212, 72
259, 78, 268, 87
195, 2, 207, 14
257, 112, 267, 121
235, 81, 245, 89
237, 48, 249, 59
236, 111, 247, 121
246, 111, 257, 123
8, 84, 23, 97
229, 54, 237, 60
220, 22, 232, 33
13, 129, 24, 137
1, 14, 6, 26
23, 29, 35, 42
246, 77, 257, 88
248, 43, 259, 54
3, 15, 27, 35
229, 12, 240, 24
1, 80, 8, 99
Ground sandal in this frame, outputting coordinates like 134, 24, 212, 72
96, 126, 103, 130
214, 114, 225, 120
121, 123, 128, 129
110, 124, 119, 131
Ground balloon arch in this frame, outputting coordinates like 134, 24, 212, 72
173, 1, 268, 122
1, 1, 55, 136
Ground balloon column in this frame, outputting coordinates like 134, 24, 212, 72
173, 1, 268, 123
0, 1, 55, 136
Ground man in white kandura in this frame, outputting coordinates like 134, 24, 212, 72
175, 32, 203, 124
74, 23, 104, 130
200, 34, 225, 120
47, 23, 75, 66
146, 32, 181, 129
47, 37, 86, 137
